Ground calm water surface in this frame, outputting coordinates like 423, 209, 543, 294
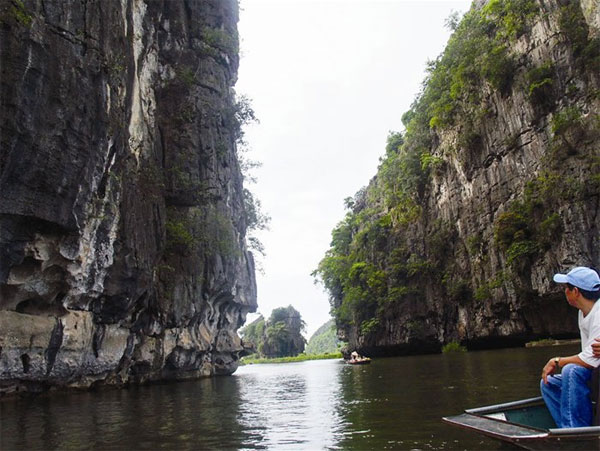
0, 344, 580, 450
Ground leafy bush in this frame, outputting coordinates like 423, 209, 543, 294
201, 26, 238, 55
243, 188, 269, 233
550, 105, 600, 163
558, 2, 600, 71
494, 210, 530, 251
5, 0, 32, 26
467, 233, 484, 255
424, 0, 538, 129
493, 173, 568, 267
442, 342, 467, 353
483, 0, 538, 39
551, 106, 582, 136
420, 152, 444, 170
526, 62, 554, 108
176, 65, 196, 87
506, 240, 539, 265
166, 219, 196, 252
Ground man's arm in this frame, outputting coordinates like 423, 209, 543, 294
541, 354, 593, 384
593, 338, 600, 357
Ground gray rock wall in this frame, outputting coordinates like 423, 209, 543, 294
341, 0, 600, 356
0, 0, 256, 394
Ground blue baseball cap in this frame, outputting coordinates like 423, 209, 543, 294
553, 267, 600, 291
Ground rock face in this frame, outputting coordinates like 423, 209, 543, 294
317, 0, 600, 356
0, 0, 257, 394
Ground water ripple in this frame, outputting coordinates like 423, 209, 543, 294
2, 347, 569, 450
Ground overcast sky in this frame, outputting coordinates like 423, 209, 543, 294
236, 0, 472, 338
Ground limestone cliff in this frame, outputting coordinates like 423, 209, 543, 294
316, 0, 600, 356
0, 0, 257, 394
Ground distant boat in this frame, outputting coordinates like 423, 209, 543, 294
442, 396, 600, 450
346, 357, 371, 365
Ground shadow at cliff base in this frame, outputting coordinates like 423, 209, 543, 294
465, 333, 580, 351
359, 331, 580, 357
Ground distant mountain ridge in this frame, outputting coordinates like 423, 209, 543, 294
305, 319, 341, 355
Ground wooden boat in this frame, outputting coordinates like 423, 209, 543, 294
442, 396, 600, 450
346, 357, 371, 365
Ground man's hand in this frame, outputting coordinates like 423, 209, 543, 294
593, 338, 600, 358
541, 358, 558, 384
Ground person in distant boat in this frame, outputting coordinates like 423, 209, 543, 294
540, 266, 600, 428
351, 351, 360, 361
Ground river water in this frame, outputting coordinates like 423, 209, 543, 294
0, 344, 580, 450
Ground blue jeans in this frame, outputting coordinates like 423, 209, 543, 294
540, 363, 593, 428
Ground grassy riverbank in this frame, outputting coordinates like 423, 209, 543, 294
240, 352, 343, 365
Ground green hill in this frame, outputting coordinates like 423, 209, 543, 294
305, 319, 341, 355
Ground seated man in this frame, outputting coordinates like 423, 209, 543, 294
540, 266, 600, 428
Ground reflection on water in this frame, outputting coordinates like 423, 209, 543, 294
236, 360, 343, 449
1, 376, 250, 450
0, 344, 580, 450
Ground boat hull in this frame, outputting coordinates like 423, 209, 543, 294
442, 397, 600, 450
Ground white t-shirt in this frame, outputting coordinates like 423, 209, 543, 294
578, 300, 600, 367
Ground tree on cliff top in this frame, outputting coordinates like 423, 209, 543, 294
239, 315, 265, 352
240, 306, 306, 358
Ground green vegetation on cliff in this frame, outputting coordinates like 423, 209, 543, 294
240, 306, 306, 358
442, 342, 467, 353
305, 319, 342, 355
313, 0, 600, 349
